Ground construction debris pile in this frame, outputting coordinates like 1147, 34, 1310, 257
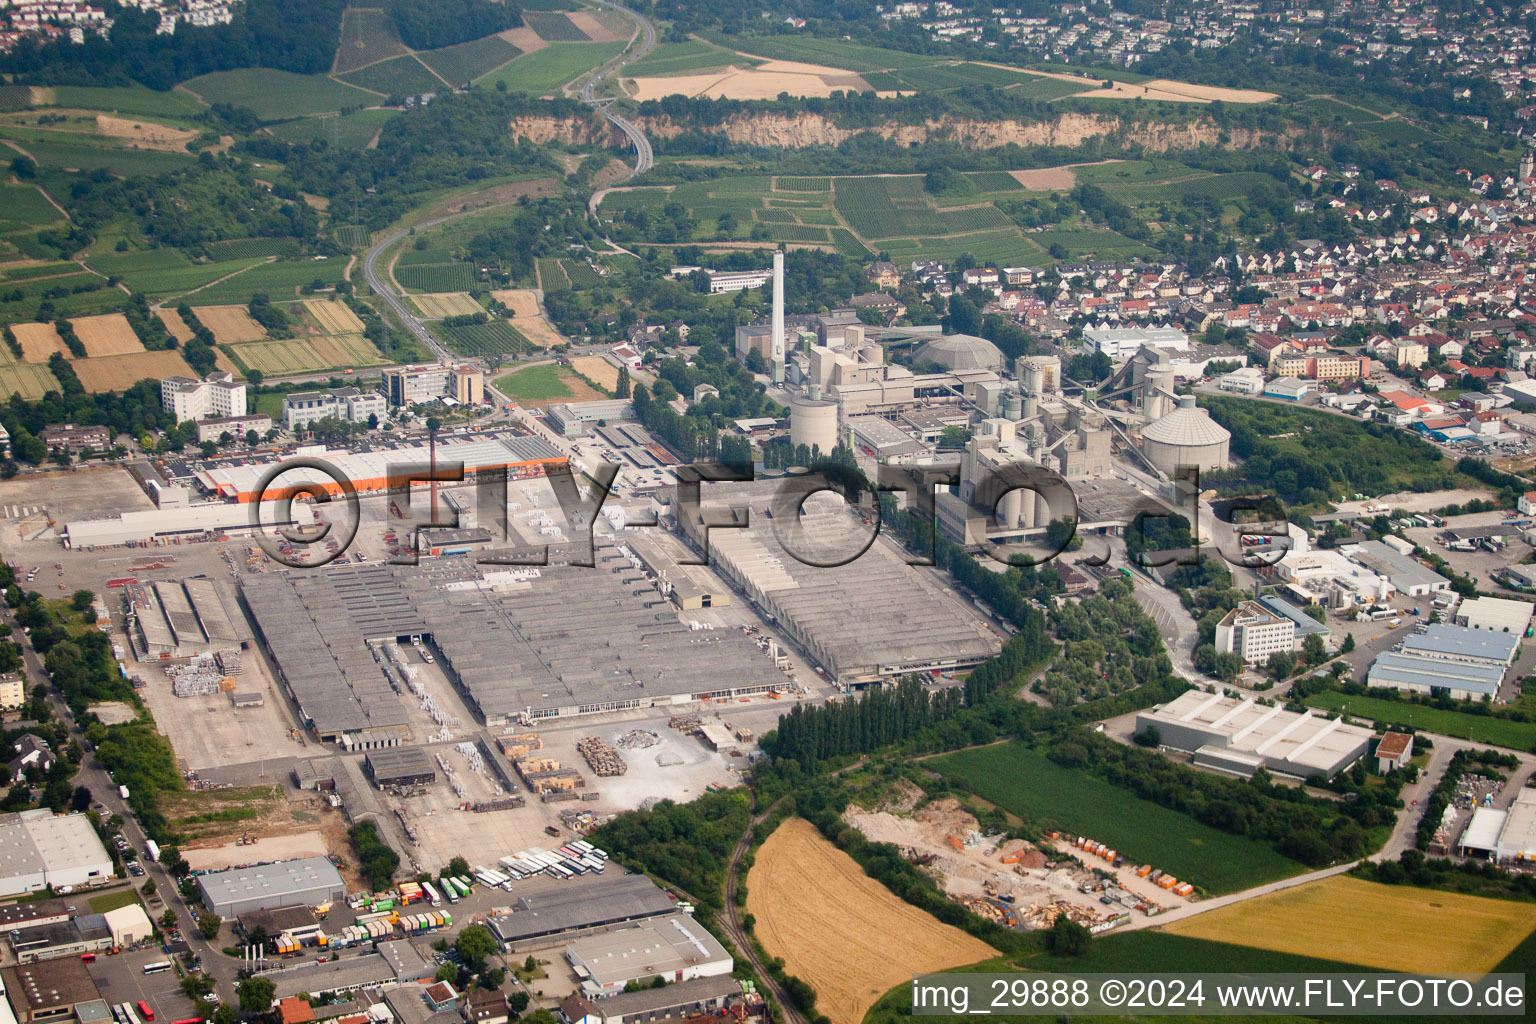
1017, 900, 1107, 931
616, 729, 661, 750
577, 737, 627, 776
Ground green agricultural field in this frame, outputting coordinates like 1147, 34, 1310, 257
561, 260, 602, 288
1361, 119, 1433, 143
397, 263, 474, 292
700, 32, 939, 73
398, 247, 458, 267
183, 69, 377, 121
267, 109, 399, 149
332, 7, 409, 74
0, 133, 191, 176
863, 935, 1381, 1024
964, 171, 1025, 192
332, 225, 372, 248
1304, 691, 1536, 751
205, 238, 300, 260
1, 261, 77, 282
493, 363, 577, 402
436, 320, 533, 357
339, 55, 445, 96
1032, 227, 1155, 259
775, 176, 831, 192
417, 35, 524, 85
625, 40, 755, 77
1295, 97, 1382, 123
537, 258, 570, 292
477, 41, 627, 94
523, 11, 591, 41
930, 743, 1306, 895
1073, 159, 1197, 184
0, 184, 66, 231
49, 84, 208, 119
114, 257, 269, 300
220, 334, 387, 376
85, 248, 192, 276
1108, 171, 1279, 206
182, 256, 350, 303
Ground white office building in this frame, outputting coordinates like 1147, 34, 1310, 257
1083, 326, 1189, 360
161, 372, 247, 423
283, 388, 386, 431
1213, 600, 1296, 664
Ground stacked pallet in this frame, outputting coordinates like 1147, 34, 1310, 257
577, 737, 627, 776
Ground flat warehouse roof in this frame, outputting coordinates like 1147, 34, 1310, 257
1139, 690, 1372, 777
690, 486, 1001, 681
365, 747, 436, 782
566, 914, 730, 987
1400, 624, 1518, 664
198, 857, 344, 907
489, 874, 674, 943
1368, 651, 1504, 695
244, 550, 784, 726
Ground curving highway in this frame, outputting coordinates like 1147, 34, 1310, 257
362, 217, 454, 363
580, 0, 657, 214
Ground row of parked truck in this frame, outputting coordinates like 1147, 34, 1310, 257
478, 840, 609, 887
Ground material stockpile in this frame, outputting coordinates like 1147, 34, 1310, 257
616, 729, 661, 749
499, 732, 542, 758
1017, 899, 1105, 931
216, 648, 242, 674
515, 755, 585, 794
669, 713, 702, 732
577, 736, 628, 776
169, 656, 222, 697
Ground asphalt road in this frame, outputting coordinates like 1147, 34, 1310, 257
579, 0, 657, 216
360, 221, 453, 364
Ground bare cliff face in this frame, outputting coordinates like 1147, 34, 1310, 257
634, 111, 1290, 152
507, 115, 617, 146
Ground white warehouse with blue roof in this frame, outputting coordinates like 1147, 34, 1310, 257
1365, 623, 1518, 700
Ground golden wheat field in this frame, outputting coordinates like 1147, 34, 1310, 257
155, 307, 196, 343
412, 292, 484, 318
192, 305, 267, 344
1162, 875, 1534, 973
70, 313, 145, 357
304, 299, 365, 334
0, 363, 60, 400
569, 356, 619, 392
11, 322, 69, 362
747, 819, 997, 1024
72, 350, 196, 393
224, 334, 385, 375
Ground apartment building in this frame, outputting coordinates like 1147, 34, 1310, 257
161, 372, 247, 422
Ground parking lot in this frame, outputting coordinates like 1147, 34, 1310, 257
87, 947, 203, 1023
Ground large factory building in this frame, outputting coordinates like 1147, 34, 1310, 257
1137, 690, 1372, 779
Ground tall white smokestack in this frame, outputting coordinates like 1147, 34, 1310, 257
771, 248, 785, 384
